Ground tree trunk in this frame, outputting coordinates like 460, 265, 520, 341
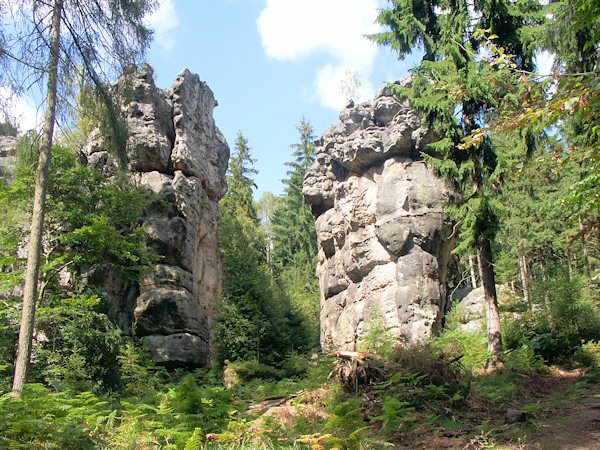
540, 258, 552, 320
518, 247, 531, 311
477, 253, 484, 287
469, 254, 478, 288
478, 238, 504, 369
12, 0, 62, 398
567, 248, 574, 282
579, 216, 593, 289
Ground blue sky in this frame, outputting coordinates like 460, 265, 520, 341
2, 0, 421, 198
144, 0, 418, 198
2, 0, 553, 199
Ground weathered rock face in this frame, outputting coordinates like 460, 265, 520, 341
82, 64, 228, 366
303, 76, 456, 351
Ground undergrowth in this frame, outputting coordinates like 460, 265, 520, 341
1, 296, 597, 449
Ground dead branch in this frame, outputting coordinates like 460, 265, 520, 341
329, 351, 399, 393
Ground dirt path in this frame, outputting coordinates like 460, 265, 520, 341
244, 368, 600, 449
393, 368, 600, 449
520, 369, 600, 449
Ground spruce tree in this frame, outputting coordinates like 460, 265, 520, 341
271, 118, 320, 345
372, 0, 542, 368
222, 131, 258, 223
217, 133, 308, 363
271, 118, 318, 272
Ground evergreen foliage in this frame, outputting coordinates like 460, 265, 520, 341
372, 0, 545, 367
270, 118, 320, 346
0, 2, 599, 445
222, 131, 259, 223
271, 118, 318, 272
217, 133, 310, 366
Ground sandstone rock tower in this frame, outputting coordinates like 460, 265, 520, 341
303, 76, 456, 351
83, 65, 229, 366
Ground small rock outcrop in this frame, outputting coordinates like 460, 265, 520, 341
83, 65, 228, 366
304, 76, 456, 351
0, 135, 17, 179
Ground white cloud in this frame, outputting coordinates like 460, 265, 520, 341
257, 0, 381, 110
0, 87, 40, 132
535, 50, 555, 77
147, 0, 180, 52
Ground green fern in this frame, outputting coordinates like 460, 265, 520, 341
184, 427, 204, 450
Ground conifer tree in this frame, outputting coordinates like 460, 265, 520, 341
494, 135, 578, 306
222, 131, 258, 223
541, 0, 599, 285
217, 133, 308, 363
257, 191, 280, 272
372, 0, 542, 368
271, 118, 318, 272
270, 118, 320, 345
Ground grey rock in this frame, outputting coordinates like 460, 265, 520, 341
82, 65, 228, 366
450, 285, 512, 332
506, 408, 528, 424
0, 136, 17, 179
171, 69, 229, 200
373, 96, 401, 126
118, 64, 175, 173
456, 287, 486, 322
133, 286, 208, 339
143, 333, 209, 367
304, 82, 456, 352
143, 215, 186, 266
139, 264, 194, 294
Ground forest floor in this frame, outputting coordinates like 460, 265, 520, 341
246, 366, 600, 449
420, 367, 600, 449
504, 368, 600, 450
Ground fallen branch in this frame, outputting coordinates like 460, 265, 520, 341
329, 351, 399, 392
246, 395, 294, 414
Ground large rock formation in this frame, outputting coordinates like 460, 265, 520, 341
82, 65, 228, 366
303, 76, 456, 351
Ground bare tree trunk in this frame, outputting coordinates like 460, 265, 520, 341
567, 248, 574, 282
469, 254, 478, 288
579, 216, 593, 289
478, 238, 504, 370
12, 0, 63, 398
518, 247, 531, 311
540, 259, 552, 320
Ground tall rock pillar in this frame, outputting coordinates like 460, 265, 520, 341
82, 65, 229, 366
303, 77, 456, 351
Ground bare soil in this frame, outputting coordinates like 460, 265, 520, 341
399, 368, 600, 449
516, 369, 600, 449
